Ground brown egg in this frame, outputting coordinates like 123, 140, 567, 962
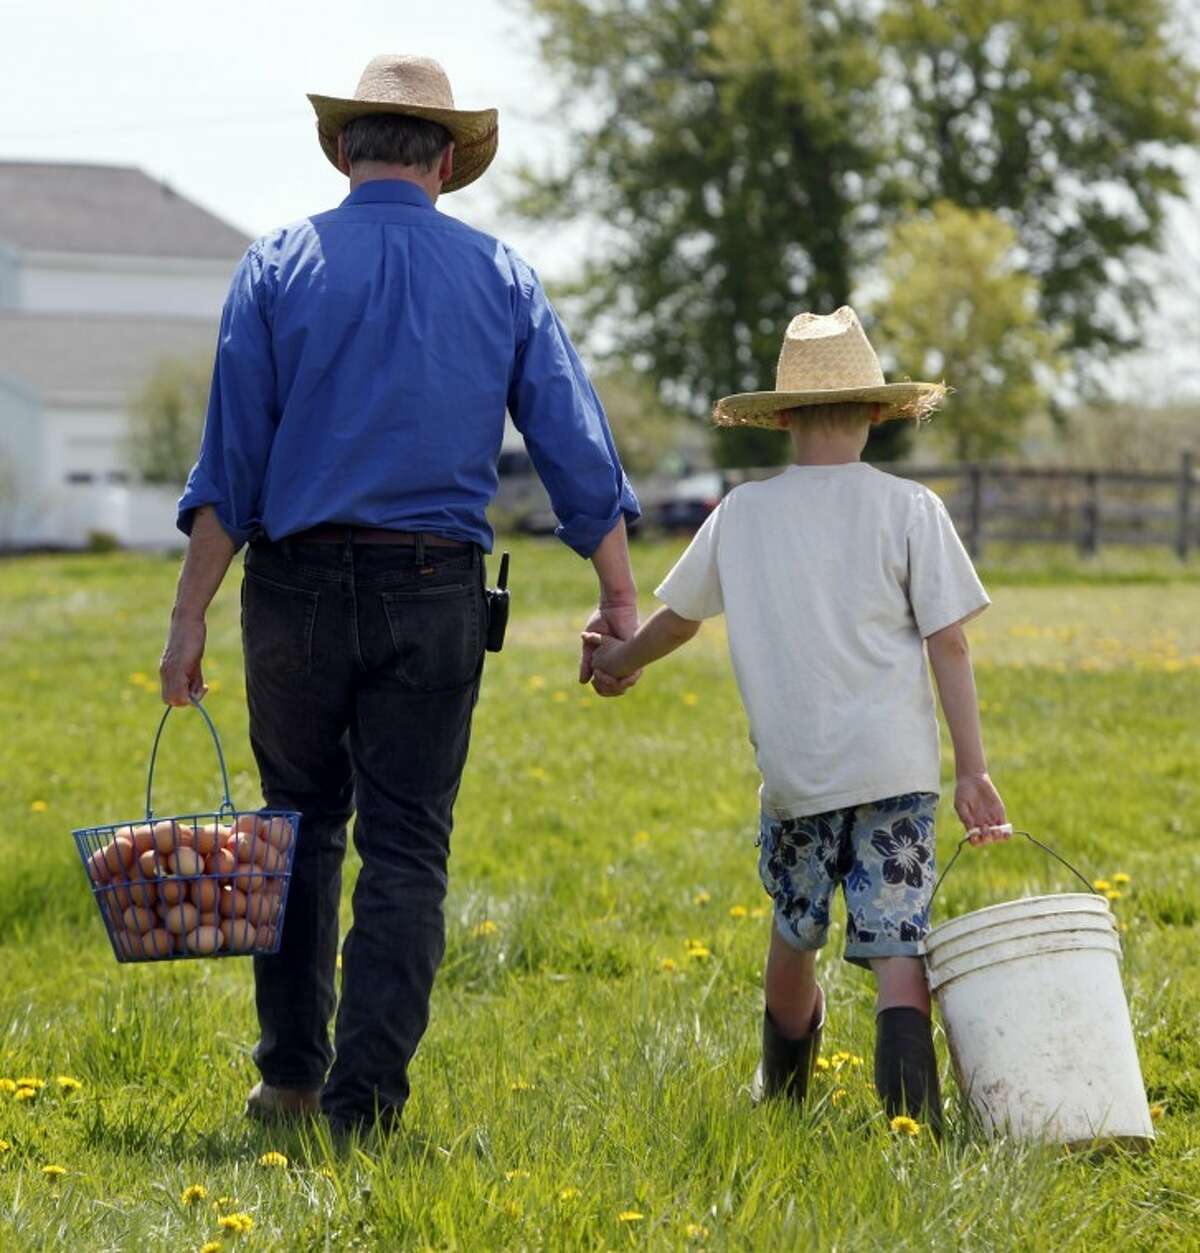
160, 902, 199, 935
107, 879, 134, 910
158, 878, 186, 906
101, 837, 135, 875
139, 928, 174, 959
231, 832, 264, 865
190, 877, 219, 911
217, 823, 235, 847
218, 887, 248, 918
254, 924, 278, 951
221, 918, 256, 952
181, 925, 222, 955
261, 816, 295, 852
137, 849, 163, 880
258, 842, 286, 873
192, 823, 221, 857
234, 813, 260, 836
196, 910, 221, 929
169, 847, 204, 878
129, 824, 156, 855
233, 864, 262, 893
112, 929, 136, 960
208, 847, 237, 879
122, 904, 157, 934
243, 893, 281, 927
263, 875, 286, 898
127, 879, 158, 908
86, 847, 111, 885
151, 820, 179, 854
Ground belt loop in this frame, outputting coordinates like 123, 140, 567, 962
415, 533, 426, 567
281, 536, 292, 562
343, 526, 354, 569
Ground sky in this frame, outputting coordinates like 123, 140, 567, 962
2, 0, 1197, 403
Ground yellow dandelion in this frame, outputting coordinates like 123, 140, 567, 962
41, 1164, 67, 1178
633, 829, 650, 845
30, 801, 48, 813
849, 1055, 864, 1067
618, 1211, 645, 1223
686, 943, 711, 960
890, 1115, 921, 1137
0, 1140, 10, 1153
728, 905, 748, 920
528, 674, 546, 690
509, 1079, 535, 1093
55, 1076, 82, 1093
257, 1151, 288, 1168
0, 1079, 16, 1093
14, 1088, 37, 1102
685, 1223, 710, 1240
815, 1057, 831, 1072
472, 920, 499, 938
1092, 879, 1112, 893
317, 1166, 336, 1180
659, 957, 679, 973
693, 890, 711, 907
212, 1196, 237, 1212
217, 1213, 254, 1233
551, 690, 568, 703
504, 1169, 530, 1181
527, 765, 548, 782
201, 1243, 223, 1253
559, 1186, 581, 1202
128, 672, 149, 686
1150, 1103, 1165, 1121
15, 1078, 44, 1090
1112, 872, 1132, 886
831, 1088, 849, 1106
181, 1184, 208, 1205
577, 696, 593, 708
682, 692, 699, 706
1105, 889, 1122, 902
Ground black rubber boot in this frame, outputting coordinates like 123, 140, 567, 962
874, 1007, 943, 1136
751, 990, 825, 1105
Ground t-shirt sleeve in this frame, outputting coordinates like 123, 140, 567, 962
655, 501, 725, 620
907, 488, 990, 637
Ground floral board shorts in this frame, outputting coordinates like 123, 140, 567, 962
757, 792, 938, 968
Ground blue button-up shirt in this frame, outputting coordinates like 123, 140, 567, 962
178, 180, 639, 556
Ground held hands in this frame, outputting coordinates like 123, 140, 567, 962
580, 631, 635, 697
955, 772, 1009, 846
578, 600, 641, 697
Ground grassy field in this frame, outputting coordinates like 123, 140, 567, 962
0, 537, 1198, 1251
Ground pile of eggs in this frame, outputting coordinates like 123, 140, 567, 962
83, 813, 293, 960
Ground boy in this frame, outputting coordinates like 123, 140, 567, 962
583, 307, 1008, 1133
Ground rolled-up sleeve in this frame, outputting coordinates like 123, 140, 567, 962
177, 245, 277, 547
506, 266, 640, 557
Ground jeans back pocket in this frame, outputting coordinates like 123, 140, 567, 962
380, 582, 484, 692
242, 570, 320, 678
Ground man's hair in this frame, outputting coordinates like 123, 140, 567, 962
778, 401, 878, 432
340, 114, 453, 170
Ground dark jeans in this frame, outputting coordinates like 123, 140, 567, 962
241, 535, 486, 1130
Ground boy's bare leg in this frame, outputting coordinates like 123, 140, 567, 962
765, 923, 821, 1036
871, 956, 931, 1016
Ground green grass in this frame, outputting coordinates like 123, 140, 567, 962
0, 538, 1198, 1251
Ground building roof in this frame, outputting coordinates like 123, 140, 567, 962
0, 312, 216, 404
0, 162, 249, 260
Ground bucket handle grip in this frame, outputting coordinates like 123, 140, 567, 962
145, 695, 236, 821
931, 830, 1095, 903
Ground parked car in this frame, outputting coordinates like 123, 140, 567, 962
655, 471, 726, 533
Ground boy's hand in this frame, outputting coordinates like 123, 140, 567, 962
955, 772, 1008, 845
581, 631, 640, 697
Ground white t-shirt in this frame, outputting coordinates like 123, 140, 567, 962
656, 462, 989, 818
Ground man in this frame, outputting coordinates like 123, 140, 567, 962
159, 54, 640, 1137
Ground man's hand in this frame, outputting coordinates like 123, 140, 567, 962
955, 772, 1008, 845
160, 613, 208, 706
579, 601, 641, 695
580, 630, 636, 698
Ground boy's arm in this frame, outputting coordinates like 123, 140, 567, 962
926, 620, 1008, 845
583, 606, 701, 690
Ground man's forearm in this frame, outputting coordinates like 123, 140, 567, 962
173, 506, 237, 622
590, 516, 637, 606
927, 625, 988, 776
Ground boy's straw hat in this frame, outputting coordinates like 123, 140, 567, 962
307, 55, 498, 193
713, 306, 946, 428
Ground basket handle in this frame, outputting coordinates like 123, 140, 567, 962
931, 828, 1095, 903
145, 696, 235, 821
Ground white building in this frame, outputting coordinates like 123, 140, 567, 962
0, 161, 247, 548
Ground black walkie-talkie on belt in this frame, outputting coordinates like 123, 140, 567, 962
485, 552, 510, 652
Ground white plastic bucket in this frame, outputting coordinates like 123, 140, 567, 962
922, 890, 1154, 1148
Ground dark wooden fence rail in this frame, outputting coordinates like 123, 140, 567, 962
725, 449, 1198, 559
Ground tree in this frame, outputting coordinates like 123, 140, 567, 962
874, 202, 1062, 461
514, 0, 1199, 462
592, 367, 702, 474
128, 357, 211, 486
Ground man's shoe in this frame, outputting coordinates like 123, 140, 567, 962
244, 1081, 322, 1123
750, 987, 825, 1105
874, 1006, 943, 1137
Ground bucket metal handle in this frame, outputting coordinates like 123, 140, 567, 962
144, 695, 236, 821
931, 829, 1096, 903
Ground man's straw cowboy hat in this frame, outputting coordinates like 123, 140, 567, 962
713, 307, 946, 428
308, 55, 498, 194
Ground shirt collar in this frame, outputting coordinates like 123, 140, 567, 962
342, 180, 436, 210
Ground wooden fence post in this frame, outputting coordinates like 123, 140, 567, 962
1177, 449, 1194, 561
967, 464, 984, 559
1080, 470, 1100, 557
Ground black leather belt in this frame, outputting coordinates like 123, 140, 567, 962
288, 525, 472, 549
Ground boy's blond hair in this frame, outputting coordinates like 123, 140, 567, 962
778, 401, 878, 432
